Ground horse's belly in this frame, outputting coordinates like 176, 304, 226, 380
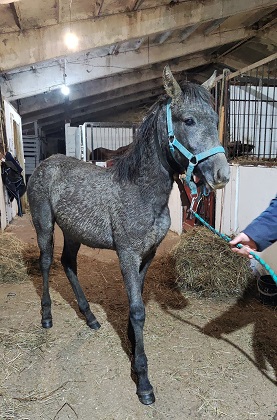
55, 210, 115, 250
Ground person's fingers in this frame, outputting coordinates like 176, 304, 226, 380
229, 232, 249, 246
231, 245, 253, 259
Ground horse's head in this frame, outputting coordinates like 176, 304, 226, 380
162, 65, 230, 192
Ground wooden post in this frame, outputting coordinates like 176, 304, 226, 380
218, 106, 225, 144
0, 88, 7, 156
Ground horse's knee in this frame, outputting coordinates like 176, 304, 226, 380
130, 304, 145, 326
40, 254, 53, 270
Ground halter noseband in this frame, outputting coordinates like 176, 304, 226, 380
166, 100, 225, 195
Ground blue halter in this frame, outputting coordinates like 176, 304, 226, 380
166, 100, 225, 195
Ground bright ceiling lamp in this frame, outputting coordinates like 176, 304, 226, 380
64, 32, 79, 50
61, 84, 70, 95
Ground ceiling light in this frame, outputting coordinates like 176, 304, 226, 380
61, 84, 70, 95
64, 32, 79, 50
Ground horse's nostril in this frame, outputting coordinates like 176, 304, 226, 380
216, 168, 229, 184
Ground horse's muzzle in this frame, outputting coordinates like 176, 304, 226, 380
207, 167, 230, 190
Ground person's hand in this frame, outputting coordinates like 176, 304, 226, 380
229, 232, 257, 259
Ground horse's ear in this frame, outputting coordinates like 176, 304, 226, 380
163, 65, 182, 99
202, 70, 217, 91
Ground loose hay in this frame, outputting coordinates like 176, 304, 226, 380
171, 226, 255, 298
0, 325, 53, 350
0, 232, 29, 283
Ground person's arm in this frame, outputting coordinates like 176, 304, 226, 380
229, 196, 277, 258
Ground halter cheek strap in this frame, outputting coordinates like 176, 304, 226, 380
166, 100, 225, 195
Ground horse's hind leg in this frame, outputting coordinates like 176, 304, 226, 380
32, 207, 55, 329
61, 235, 100, 330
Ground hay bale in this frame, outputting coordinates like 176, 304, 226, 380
171, 226, 255, 298
0, 232, 29, 283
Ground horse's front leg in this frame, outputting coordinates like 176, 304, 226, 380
119, 250, 156, 405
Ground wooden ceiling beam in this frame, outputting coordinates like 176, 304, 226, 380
1, 26, 254, 100
0, 0, 275, 72
16, 53, 209, 114
9, 1, 22, 30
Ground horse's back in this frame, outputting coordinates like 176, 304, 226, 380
28, 154, 104, 195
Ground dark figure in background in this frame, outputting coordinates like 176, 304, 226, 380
227, 141, 254, 159
91, 145, 129, 162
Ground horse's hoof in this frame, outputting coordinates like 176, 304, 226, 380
137, 390, 155, 405
88, 319, 101, 330
41, 319, 53, 329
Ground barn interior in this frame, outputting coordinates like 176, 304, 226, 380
1, 2, 277, 418
0, 0, 277, 158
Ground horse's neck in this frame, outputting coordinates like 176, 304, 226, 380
138, 131, 174, 201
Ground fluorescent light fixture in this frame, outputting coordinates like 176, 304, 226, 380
61, 84, 70, 95
64, 32, 79, 50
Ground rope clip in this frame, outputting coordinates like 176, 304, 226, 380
189, 193, 202, 218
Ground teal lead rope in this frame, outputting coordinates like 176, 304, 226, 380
190, 209, 277, 286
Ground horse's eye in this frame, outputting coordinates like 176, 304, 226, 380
184, 118, 195, 126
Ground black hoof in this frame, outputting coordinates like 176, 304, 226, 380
41, 319, 53, 329
88, 319, 101, 330
137, 390, 155, 405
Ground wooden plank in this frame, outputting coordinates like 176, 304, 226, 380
215, 52, 277, 84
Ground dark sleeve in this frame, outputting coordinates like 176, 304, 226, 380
243, 196, 277, 252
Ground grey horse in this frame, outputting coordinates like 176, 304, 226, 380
27, 65, 230, 405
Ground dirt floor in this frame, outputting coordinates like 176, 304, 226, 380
0, 214, 277, 420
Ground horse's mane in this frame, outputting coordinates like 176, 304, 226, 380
111, 98, 164, 183
111, 82, 213, 183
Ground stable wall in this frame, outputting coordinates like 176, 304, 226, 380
215, 164, 277, 271
1, 100, 24, 230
